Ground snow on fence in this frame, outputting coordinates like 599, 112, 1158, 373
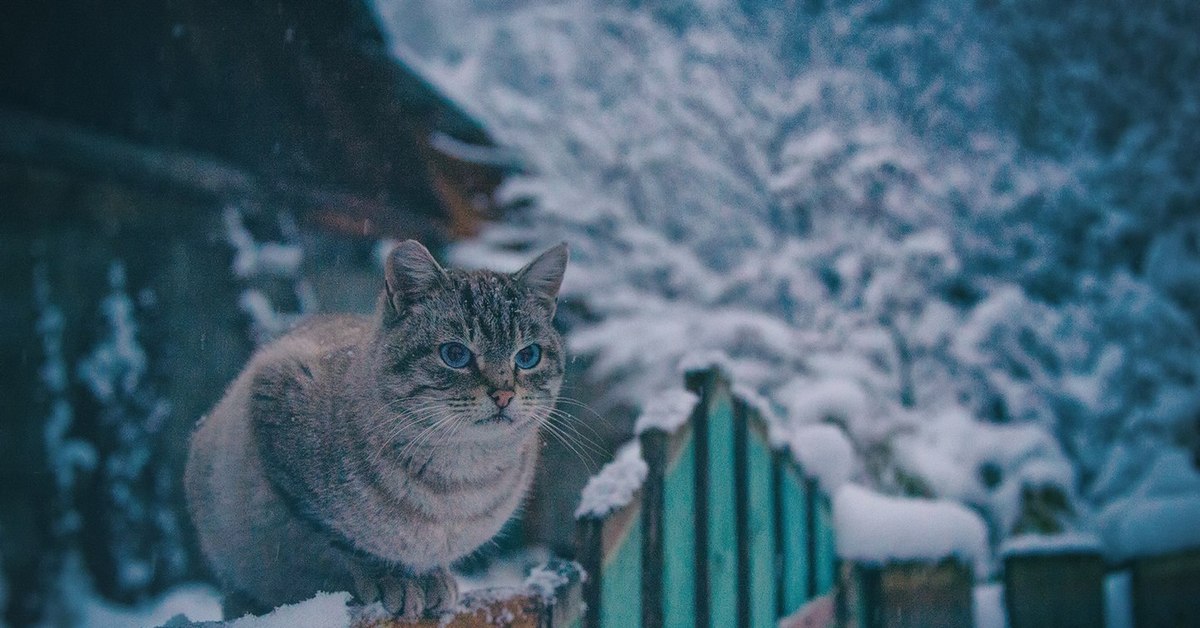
833, 485, 984, 628
574, 367, 838, 628
374, 562, 582, 628
164, 561, 584, 628
834, 490, 1200, 628
348, 560, 584, 628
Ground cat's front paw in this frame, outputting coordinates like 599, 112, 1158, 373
378, 567, 458, 619
421, 567, 459, 614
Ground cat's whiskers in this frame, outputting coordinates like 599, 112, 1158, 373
394, 409, 464, 464
552, 395, 608, 423
543, 409, 609, 464
538, 417, 599, 472
369, 402, 454, 465
381, 406, 453, 461
543, 397, 609, 443
530, 401, 608, 453
367, 403, 445, 462
527, 402, 606, 472
360, 396, 440, 441
429, 409, 473, 454
376, 399, 446, 439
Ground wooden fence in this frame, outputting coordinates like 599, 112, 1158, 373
575, 368, 838, 628
569, 367, 1200, 628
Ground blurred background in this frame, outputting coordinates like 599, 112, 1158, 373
1, 0, 1198, 626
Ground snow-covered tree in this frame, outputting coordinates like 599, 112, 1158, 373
373, 0, 1200, 551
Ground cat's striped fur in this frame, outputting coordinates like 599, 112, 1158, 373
184, 241, 568, 618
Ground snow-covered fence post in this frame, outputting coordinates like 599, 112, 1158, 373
1099, 494, 1200, 628
833, 485, 985, 628
773, 445, 812, 615
1000, 535, 1105, 628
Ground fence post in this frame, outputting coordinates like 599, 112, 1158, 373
639, 420, 699, 627
640, 429, 666, 628
686, 368, 739, 628
1001, 536, 1105, 628
812, 488, 836, 597
839, 559, 974, 628
574, 444, 646, 628
734, 400, 778, 628
774, 453, 811, 617
833, 486, 984, 628
1130, 548, 1200, 628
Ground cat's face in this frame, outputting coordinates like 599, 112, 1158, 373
373, 241, 568, 446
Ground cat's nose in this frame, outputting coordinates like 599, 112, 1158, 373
490, 390, 515, 408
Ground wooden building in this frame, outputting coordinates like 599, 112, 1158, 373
0, 1, 511, 623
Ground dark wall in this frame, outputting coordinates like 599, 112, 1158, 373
0, 0, 499, 241
0, 162, 252, 622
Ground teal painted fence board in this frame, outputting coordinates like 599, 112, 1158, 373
815, 494, 837, 595
747, 424, 777, 628
705, 380, 739, 628
779, 461, 810, 614
601, 516, 642, 628
578, 368, 842, 628
663, 431, 697, 628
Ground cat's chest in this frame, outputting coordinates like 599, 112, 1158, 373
393, 472, 525, 567
349, 445, 534, 566
409, 453, 529, 517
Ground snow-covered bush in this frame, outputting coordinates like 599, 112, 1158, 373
76, 262, 188, 602
372, 0, 1200, 552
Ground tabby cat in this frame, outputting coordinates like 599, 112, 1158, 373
185, 240, 568, 618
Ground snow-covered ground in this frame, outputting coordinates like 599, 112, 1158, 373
371, 0, 1200, 564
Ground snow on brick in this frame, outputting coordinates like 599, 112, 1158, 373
834, 484, 987, 576
787, 424, 855, 493
575, 441, 647, 519
633, 388, 699, 435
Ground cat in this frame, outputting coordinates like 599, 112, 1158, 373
184, 240, 568, 618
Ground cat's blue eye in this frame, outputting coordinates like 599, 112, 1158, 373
514, 344, 542, 370
439, 342, 472, 369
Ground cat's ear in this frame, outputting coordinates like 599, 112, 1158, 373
515, 242, 569, 311
384, 240, 450, 316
